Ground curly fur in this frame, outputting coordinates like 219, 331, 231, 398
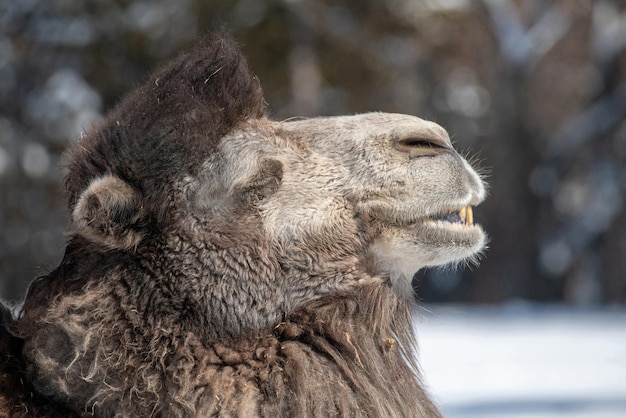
0, 304, 78, 418
0, 32, 487, 417
11, 280, 437, 417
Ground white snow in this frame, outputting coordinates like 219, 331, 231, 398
415, 304, 626, 418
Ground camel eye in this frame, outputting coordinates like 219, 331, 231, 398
399, 138, 441, 148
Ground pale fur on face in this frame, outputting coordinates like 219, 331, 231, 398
204, 112, 487, 299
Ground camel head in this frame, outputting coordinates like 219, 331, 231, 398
280, 113, 486, 296
211, 113, 487, 299
59, 36, 487, 341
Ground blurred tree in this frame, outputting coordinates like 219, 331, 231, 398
1, 0, 625, 305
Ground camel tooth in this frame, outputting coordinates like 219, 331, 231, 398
466, 205, 473, 225
459, 206, 466, 223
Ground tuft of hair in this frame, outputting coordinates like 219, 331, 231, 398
63, 32, 266, 223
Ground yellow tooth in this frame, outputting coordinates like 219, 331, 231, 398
459, 206, 467, 223
466, 205, 473, 225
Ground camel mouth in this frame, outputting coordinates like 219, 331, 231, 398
424, 205, 474, 226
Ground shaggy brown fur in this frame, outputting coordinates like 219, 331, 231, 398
0, 305, 78, 418
0, 32, 486, 417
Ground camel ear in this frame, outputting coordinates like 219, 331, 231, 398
72, 175, 143, 250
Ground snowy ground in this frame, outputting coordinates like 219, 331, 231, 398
415, 304, 626, 418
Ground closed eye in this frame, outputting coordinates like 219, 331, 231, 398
395, 137, 450, 155
398, 138, 446, 148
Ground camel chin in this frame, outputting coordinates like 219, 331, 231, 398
369, 219, 486, 299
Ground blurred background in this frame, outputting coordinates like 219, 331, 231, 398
1, 0, 625, 305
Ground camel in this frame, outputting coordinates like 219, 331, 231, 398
0, 34, 486, 417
